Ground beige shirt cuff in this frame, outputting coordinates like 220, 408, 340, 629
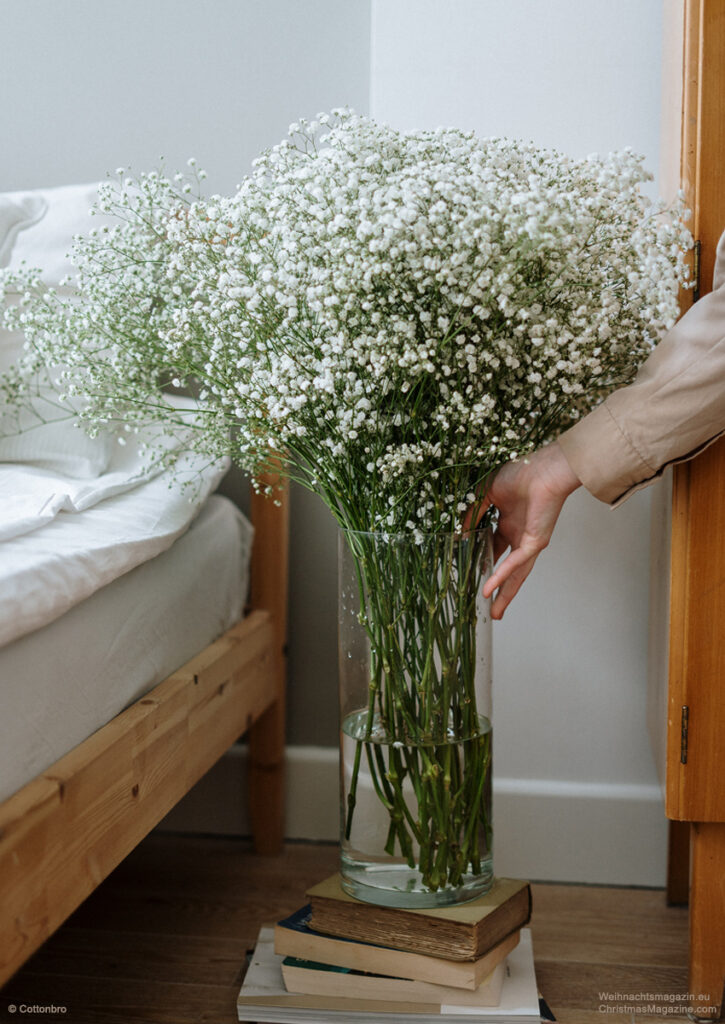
558, 402, 656, 506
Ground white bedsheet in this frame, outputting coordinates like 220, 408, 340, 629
0, 418, 229, 648
0, 494, 253, 803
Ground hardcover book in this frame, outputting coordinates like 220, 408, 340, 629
307, 874, 532, 960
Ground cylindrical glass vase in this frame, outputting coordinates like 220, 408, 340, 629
338, 527, 494, 908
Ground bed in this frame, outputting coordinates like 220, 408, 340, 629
0, 184, 289, 986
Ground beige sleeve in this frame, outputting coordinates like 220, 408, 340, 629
558, 254, 725, 507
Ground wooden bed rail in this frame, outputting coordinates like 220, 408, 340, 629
0, 610, 276, 986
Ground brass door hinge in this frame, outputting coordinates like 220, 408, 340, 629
680, 705, 689, 765
692, 240, 701, 302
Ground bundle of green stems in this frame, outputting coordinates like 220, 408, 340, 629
342, 527, 492, 892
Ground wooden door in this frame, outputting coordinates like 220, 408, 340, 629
666, 0, 725, 824
662, 1, 725, 1016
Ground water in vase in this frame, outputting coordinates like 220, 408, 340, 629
340, 708, 493, 908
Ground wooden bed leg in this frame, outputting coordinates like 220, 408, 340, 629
667, 820, 691, 906
248, 696, 285, 854
689, 822, 725, 1021
248, 472, 289, 855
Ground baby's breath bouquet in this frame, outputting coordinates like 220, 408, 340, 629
1, 111, 690, 903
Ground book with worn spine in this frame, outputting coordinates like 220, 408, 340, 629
274, 905, 519, 990
307, 874, 532, 961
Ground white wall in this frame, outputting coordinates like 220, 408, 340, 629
371, 0, 663, 163
1, 0, 370, 197
370, 0, 669, 885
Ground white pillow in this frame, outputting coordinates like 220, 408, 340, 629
7, 182, 108, 287
0, 183, 115, 477
0, 388, 112, 479
0, 194, 47, 267
0, 292, 27, 373
1, 184, 102, 368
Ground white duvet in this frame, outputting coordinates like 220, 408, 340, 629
0, 423, 229, 649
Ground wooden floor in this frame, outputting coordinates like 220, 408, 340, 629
0, 835, 691, 1024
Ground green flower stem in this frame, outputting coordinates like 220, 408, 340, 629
342, 528, 492, 892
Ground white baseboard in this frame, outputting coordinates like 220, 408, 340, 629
159, 744, 668, 887
158, 743, 340, 841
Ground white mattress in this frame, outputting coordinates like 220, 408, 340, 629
0, 494, 253, 803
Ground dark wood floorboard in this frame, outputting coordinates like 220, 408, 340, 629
0, 835, 691, 1024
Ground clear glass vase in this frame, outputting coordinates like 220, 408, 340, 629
338, 527, 494, 908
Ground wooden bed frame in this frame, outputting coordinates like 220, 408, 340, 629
0, 476, 289, 986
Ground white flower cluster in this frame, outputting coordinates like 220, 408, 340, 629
1, 166, 222, 461
1, 112, 690, 535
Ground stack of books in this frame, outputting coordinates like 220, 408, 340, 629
237, 874, 550, 1023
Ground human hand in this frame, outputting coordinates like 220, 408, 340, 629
464, 442, 581, 620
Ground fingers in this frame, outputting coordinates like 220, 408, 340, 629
482, 543, 534, 600
490, 555, 537, 619
482, 534, 545, 618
